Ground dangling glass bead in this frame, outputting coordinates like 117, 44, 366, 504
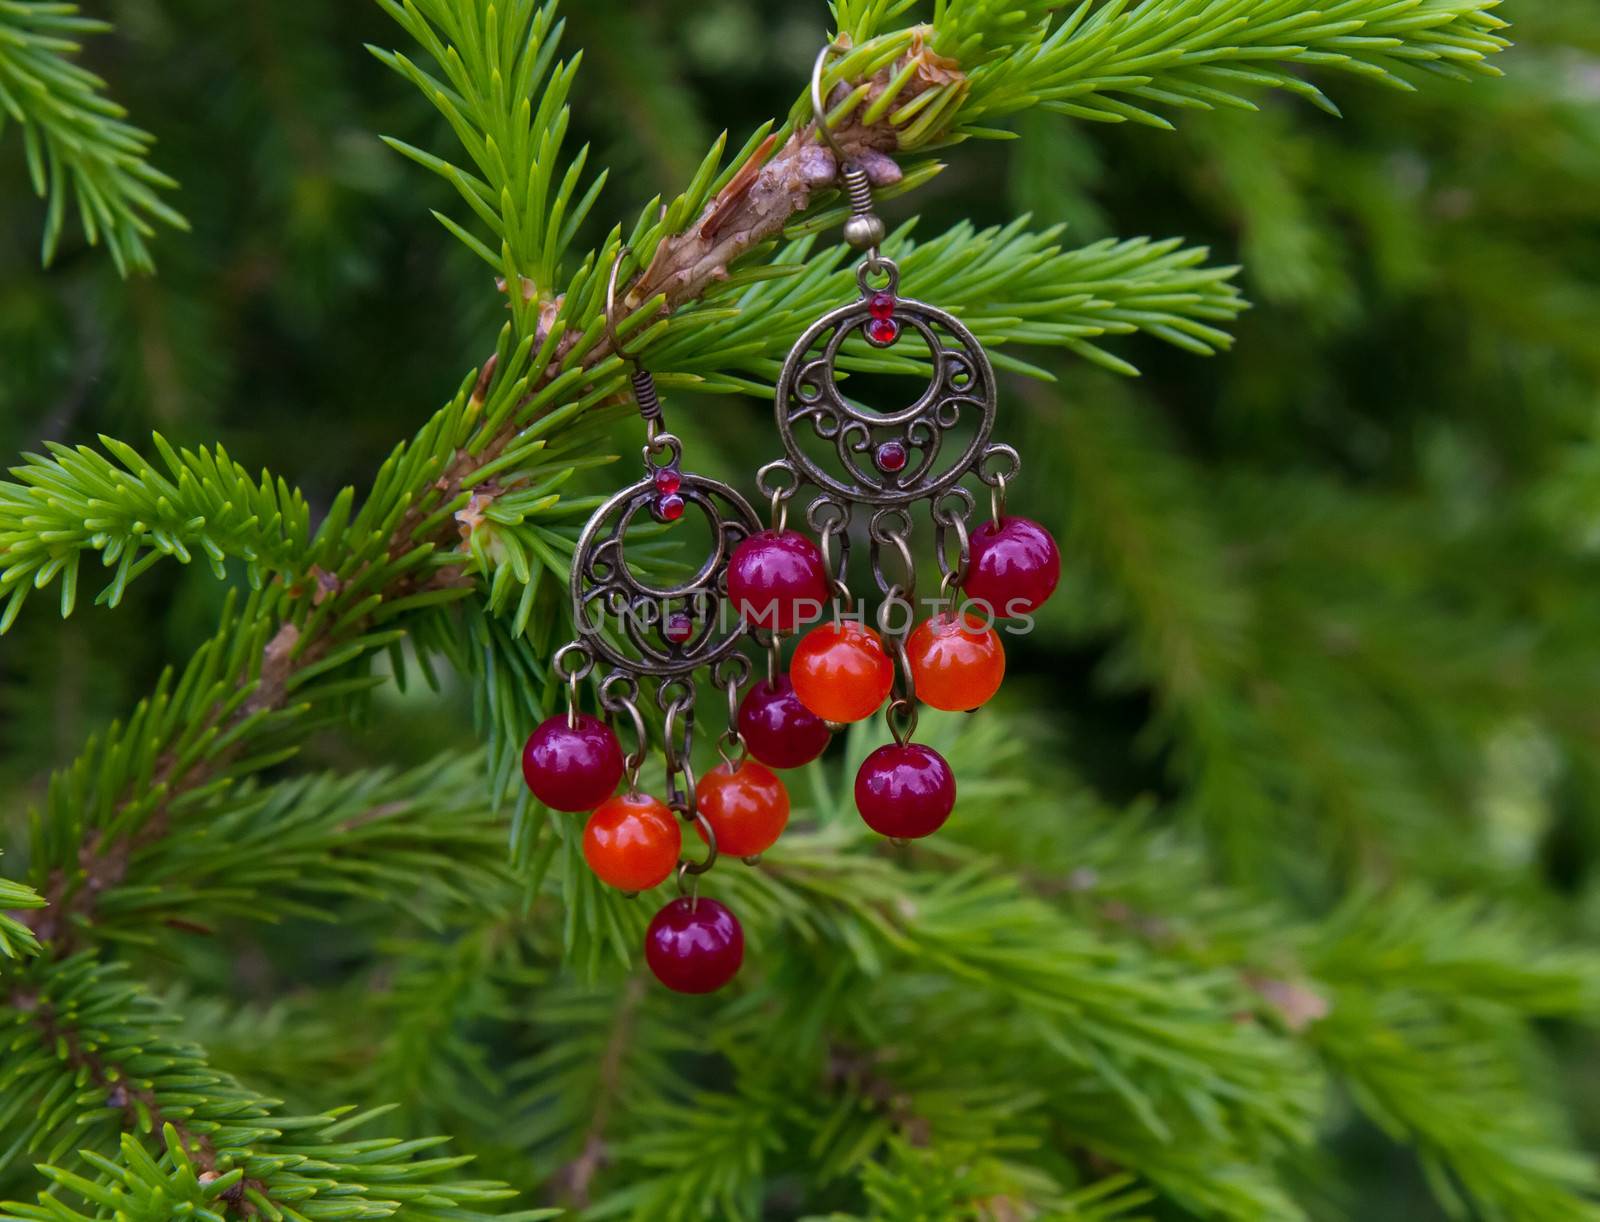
583, 793, 681, 890
728, 530, 831, 632
696, 760, 790, 857
854, 743, 956, 839
522, 713, 624, 812
907, 612, 1005, 711
965, 516, 1060, 617
645, 897, 745, 993
791, 621, 894, 723
738, 675, 832, 768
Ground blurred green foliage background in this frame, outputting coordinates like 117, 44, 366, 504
3, 0, 1599, 1215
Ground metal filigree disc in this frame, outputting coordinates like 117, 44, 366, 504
774, 295, 997, 507
569, 471, 760, 675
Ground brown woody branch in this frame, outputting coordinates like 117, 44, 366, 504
552, 973, 647, 1208
10, 35, 962, 956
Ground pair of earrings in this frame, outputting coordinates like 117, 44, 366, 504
520, 47, 1061, 994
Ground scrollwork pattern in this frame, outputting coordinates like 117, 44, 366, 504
568, 472, 761, 675
773, 297, 998, 508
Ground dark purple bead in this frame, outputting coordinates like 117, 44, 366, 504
522, 713, 623, 812
727, 529, 831, 632
854, 743, 956, 839
645, 897, 744, 994
655, 493, 685, 522
738, 675, 832, 769
964, 516, 1060, 618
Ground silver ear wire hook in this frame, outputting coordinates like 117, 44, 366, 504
606, 245, 667, 443
811, 43, 851, 166
606, 244, 645, 366
811, 42, 887, 253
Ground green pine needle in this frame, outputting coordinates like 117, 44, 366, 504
0, 0, 186, 275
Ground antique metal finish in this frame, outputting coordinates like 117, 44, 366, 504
772, 280, 999, 510
758, 251, 1027, 773
811, 42, 885, 253
569, 469, 760, 676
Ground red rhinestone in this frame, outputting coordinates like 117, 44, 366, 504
664, 612, 694, 643
653, 467, 682, 495
868, 291, 896, 321
866, 317, 899, 346
656, 493, 685, 522
875, 441, 908, 473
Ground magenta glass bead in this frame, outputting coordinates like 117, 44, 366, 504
854, 743, 956, 839
866, 317, 900, 346
868, 291, 896, 321
645, 897, 744, 994
653, 467, 682, 494
738, 675, 832, 769
728, 529, 831, 632
964, 516, 1060, 618
522, 713, 624, 812
664, 611, 694, 643
655, 493, 685, 522
875, 441, 908, 473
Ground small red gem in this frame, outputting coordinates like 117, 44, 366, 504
868, 291, 896, 321
664, 612, 694, 643
866, 317, 900, 346
653, 467, 682, 494
656, 493, 685, 522
875, 441, 908, 473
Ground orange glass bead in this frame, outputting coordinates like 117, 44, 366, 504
582, 792, 681, 891
791, 621, 895, 723
907, 612, 1006, 712
696, 760, 790, 857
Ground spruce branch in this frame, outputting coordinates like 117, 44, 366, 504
852, 1141, 1151, 1221
0, 2, 1550, 1214
1312, 885, 1600, 1016
544, 975, 647, 1209
369, 0, 606, 318
1022, 784, 1600, 1218
347, 0, 1516, 668
1312, 999, 1600, 1220
357, 927, 542, 1130
806, 714, 1600, 1219
0, 954, 549, 1219
0, 871, 43, 960
958, 0, 1512, 131
510, 978, 698, 1196
16, 589, 369, 949
58, 755, 522, 943
0, 437, 313, 631
0, 0, 1258, 964
657, 222, 1244, 390
0, 0, 185, 274
713, 822, 1324, 1156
